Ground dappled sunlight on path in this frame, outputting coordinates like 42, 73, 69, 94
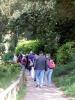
24, 76, 68, 100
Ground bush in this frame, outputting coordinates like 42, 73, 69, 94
56, 41, 75, 64
0, 63, 20, 77
0, 63, 20, 88
2, 52, 14, 62
9, 63, 20, 73
54, 69, 75, 96
54, 61, 75, 77
15, 39, 43, 54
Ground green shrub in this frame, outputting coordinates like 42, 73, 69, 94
56, 41, 75, 64
54, 61, 75, 77
17, 85, 26, 100
0, 64, 8, 77
0, 63, 20, 88
0, 63, 20, 77
2, 52, 14, 62
15, 39, 43, 54
54, 68, 75, 96
9, 63, 20, 73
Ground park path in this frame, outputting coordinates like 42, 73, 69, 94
24, 75, 68, 100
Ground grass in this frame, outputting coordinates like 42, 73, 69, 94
0, 72, 20, 89
17, 84, 27, 100
54, 69, 75, 96
0, 63, 20, 89
0, 62, 26, 100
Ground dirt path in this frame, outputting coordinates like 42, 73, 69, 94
24, 76, 68, 100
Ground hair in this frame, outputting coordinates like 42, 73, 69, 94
39, 51, 43, 54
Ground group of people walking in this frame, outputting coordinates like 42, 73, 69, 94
14, 51, 56, 88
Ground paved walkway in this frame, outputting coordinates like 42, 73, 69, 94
24, 76, 68, 100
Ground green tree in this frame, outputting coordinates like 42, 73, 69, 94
55, 0, 75, 44
8, 0, 58, 54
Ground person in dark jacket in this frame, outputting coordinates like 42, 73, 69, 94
28, 51, 35, 62
21, 55, 27, 83
17, 53, 23, 63
34, 51, 47, 88
25, 54, 30, 70
21, 55, 27, 69
17, 53, 23, 69
28, 51, 35, 75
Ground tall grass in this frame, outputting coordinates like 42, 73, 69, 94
0, 63, 20, 89
54, 62, 75, 96
17, 85, 27, 100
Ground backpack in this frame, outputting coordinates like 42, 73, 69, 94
47, 59, 56, 69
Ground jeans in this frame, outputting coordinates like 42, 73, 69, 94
35, 70, 45, 87
43, 71, 47, 86
46, 68, 53, 86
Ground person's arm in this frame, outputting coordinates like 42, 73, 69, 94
45, 59, 47, 71
34, 59, 38, 70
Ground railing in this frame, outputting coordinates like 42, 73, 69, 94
0, 70, 25, 100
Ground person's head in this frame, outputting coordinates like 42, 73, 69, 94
30, 51, 33, 54
39, 51, 43, 56
46, 53, 51, 59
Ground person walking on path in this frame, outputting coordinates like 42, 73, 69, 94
28, 51, 35, 63
21, 54, 27, 83
43, 54, 50, 86
46, 57, 56, 86
34, 51, 47, 88
28, 51, 35, 76
25, 54, 31, 71
34, 54, 39, 81
17, 53, 23, 69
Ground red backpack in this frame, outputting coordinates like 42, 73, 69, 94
47, 59, 56, 69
